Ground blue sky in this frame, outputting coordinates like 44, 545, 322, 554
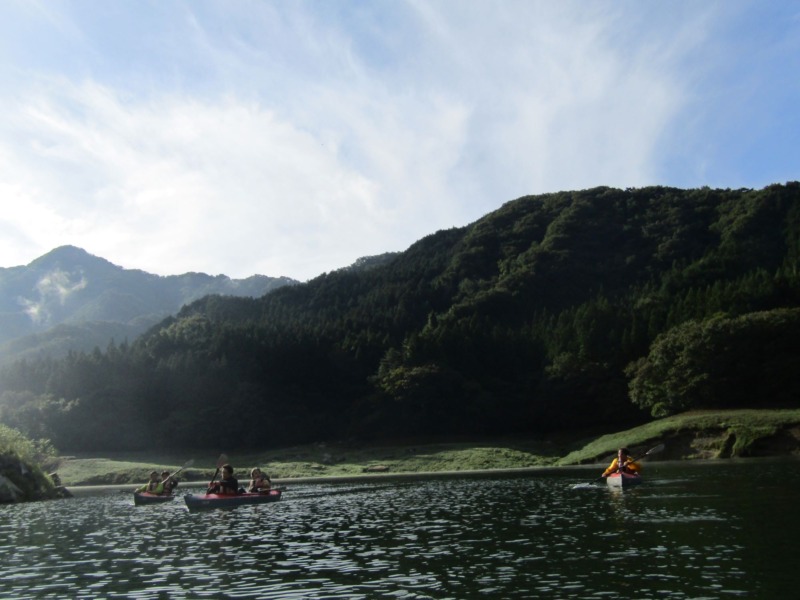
1, 1, 798, 281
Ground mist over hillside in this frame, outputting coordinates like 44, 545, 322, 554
0, 246, 297, 364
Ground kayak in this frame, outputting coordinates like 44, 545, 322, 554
184, 489, 282, 511
133, 491, 176, 506
606, 472, 642, 489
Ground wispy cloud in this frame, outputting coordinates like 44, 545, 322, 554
19, 268, 88, 325
0, 1, 796, 280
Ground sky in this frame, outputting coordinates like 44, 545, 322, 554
0, 1, 798, 281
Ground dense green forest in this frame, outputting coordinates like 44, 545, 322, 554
1, 183, 799, 452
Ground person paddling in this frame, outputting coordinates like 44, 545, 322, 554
601, 447, 641, 479
248, 468, 271, 493
161, 470, 178, 495
136, 471, 164, 494
208, 464, 239, 495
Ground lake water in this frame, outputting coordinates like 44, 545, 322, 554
1, 460, 798, 599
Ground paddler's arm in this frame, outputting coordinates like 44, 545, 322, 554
601, 458, 619, 477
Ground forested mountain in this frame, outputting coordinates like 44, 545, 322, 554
2, 184, 799, 452
0, 246, 297, 364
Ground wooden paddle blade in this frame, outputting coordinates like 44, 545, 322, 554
216, 454, 228, 468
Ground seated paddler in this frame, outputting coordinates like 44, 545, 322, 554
136, 471, 164, 494
602, 447, 641, 478
208, 464, 239, 495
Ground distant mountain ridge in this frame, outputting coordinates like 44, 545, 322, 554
0, 246, 297, 363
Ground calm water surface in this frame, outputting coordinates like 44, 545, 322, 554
1, 461, 798, 599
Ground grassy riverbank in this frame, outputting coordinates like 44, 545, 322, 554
54, 409, 800, 486
557, 408, 800, 465
54, 437, 570, 486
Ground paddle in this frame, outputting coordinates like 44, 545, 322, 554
628, 443, 665, 465
572, 443, 665, 489
207, 453, 228, 494
160, 459, 194, 493
162, 459, 194, 483
256, 485, 287, 494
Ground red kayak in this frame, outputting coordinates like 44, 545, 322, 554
606, 472, 642, 489
133, 491, 176, 506
184, 489, 282, 511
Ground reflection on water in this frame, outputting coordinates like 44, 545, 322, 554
1, 461, 799, 598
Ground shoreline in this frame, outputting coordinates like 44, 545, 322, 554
63, 455, 800, 494
52, 410, 800, 487
68, 465, 587, 494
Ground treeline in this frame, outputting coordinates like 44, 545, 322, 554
2, 183, 800, 452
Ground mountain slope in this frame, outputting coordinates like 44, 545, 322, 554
1, 183, 800, 452
0, 246, 296, 363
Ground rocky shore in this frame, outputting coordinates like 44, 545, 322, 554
0, 452, 72, 504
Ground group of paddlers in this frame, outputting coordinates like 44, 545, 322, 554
205, 464, 273, 495
136, 465, 272, 496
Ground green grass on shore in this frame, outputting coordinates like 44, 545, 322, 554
55, 438, 567, 486
54, 409, 800, 486
556, 408, 800, 465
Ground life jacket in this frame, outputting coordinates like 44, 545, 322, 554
617, 458, 640, 474
248, 475, 270, 492
216, 477, 239, 495
603, 457, 640, 477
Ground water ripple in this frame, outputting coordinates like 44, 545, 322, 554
0, 465, 797, 598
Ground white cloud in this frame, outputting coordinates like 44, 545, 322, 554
1, 1, 793, 280
19, 267, 87, 325
1, 77, 472, 279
